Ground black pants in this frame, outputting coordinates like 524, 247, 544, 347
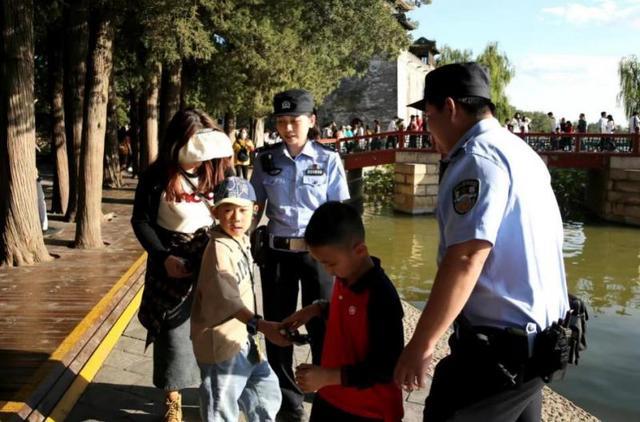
310, 395, 383, 422
385, 136, 397, 149
260, 248, 333, 416
235, 164, 249, 179
423, 334, 544, 422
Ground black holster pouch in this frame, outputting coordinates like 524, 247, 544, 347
566, 293, 588, 364
534, 293, 589, 382
250, 225, 269, 267
533, 320, 571, 382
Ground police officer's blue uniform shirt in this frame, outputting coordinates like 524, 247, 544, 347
437, 117, 569, 330
251, 140, 350, 237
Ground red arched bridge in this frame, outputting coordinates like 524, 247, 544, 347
319, 131, 640, 171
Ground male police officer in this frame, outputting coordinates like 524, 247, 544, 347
394, 63, 570, 421
250, 89, 350, 421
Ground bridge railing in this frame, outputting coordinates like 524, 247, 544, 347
318, 130, 437, 154
518, 132, 640, 155
318, 130, 640, 156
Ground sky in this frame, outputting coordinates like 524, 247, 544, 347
408, 0, 639, 124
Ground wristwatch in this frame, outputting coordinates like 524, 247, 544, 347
247, 314, 263, 336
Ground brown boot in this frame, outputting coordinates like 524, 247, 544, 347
164, 392, 182, 422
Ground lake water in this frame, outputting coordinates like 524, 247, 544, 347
363, 206, 640, 422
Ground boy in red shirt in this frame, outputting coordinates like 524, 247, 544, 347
283, 201, 404, 422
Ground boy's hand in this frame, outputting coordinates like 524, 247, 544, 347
164, 255, 192, 278
282, 304, 322, 331
294, 364, 340, 393
259, 320, 291, 347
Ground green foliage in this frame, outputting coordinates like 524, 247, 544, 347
137, 0, 216, 64
198, 0, 410, 118
33, 0, 413, 133
363, 165, 395, 205
477, 42, 515, 122
436, 45, 473, 66
515, 109, 552, 132
550, 169, 587, 219
618, 55, 640, 117
434, 42, 515, 122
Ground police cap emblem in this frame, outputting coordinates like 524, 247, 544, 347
452, 179, 479, 215
273, 89, 315, 116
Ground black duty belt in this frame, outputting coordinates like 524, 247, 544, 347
453, 323, 536, 363
270, 235, 308, 252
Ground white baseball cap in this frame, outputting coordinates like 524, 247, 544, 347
177, 129, 233, 164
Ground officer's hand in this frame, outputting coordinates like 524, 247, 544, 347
282, 304, 322, 331
295, 364, 340, 393
393, 340, 432, 392
164, 255, 192, 279
259, 320, 292, 347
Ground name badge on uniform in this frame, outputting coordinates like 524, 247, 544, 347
305, 164, 325, 176
452, 179, 480, 215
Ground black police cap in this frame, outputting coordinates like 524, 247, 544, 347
273, 89, 315, 117
408, 62, 492, 110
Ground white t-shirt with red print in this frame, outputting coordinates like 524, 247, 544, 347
156, 175, 214, 234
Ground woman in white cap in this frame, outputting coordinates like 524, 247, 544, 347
131, 109, 234, 422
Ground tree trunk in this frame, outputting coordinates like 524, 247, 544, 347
224, 111, 236, 143
252, 117, 265, 149
140, 61, 161, 170
63, 0, 88, 222
128, 91, 140, 176
180, 59, 195, 110
103, 70, 121, 188
49, 26, 69, 215
0, 0, 51, 266
159, 60, 181, 144
74, 14, 114, 249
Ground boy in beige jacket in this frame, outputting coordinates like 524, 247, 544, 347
191, 176, 288, 421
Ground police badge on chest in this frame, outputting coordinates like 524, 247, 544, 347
452, 179, 480, 215
304, 164, 325, 176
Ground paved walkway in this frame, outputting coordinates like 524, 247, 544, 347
65, 303, 428, 422
0, 178, 144, 420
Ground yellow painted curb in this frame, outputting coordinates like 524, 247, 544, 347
0, 252, 147, 415
44, 286, 144, 422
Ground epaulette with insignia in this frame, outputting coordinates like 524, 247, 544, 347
255, 142, 283, 155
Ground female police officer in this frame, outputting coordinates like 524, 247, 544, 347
250, 89, 350, 421
394, 63, 569, 422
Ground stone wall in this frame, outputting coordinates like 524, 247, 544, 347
317, 52, 431, 129
398, 51, 431, 122
393, 151, 441, 214
317, 56, 398, 128
602, 156, 640, 225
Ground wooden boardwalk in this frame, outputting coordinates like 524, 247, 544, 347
0, 180, 145, 421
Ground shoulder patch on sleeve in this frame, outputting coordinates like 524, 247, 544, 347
452, 179, 480, 215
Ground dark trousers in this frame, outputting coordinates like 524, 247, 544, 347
385, 136, 397, 149
260, 248, 333, 416
310, 395, 383, 422
235, 164, 249, 179
423, 334, 544, 422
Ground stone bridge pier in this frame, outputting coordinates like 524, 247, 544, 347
393, 151, 441, 214
586, 156, 640, 226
